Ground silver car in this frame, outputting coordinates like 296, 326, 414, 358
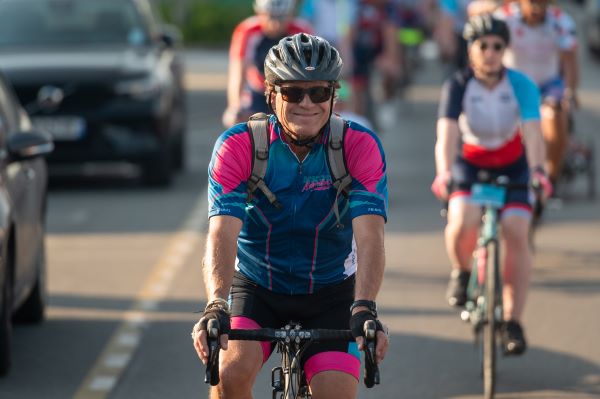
0, 73, 54, 376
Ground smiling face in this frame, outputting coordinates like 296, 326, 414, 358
270, 81, 333, 141
469, 35, 506, 77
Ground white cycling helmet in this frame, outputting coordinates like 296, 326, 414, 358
254, 0, 295, 18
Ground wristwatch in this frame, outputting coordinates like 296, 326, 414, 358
350, 300, 377, 316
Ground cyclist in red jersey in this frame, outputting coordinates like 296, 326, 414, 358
222, 0, 312, 127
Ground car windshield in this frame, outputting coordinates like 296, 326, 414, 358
0, 0, 149, 48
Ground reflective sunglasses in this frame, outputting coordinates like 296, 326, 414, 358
478, 41, 505, 52
274, 85, 333, 103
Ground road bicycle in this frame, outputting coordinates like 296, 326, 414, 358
204, 319, 380, 399
458, 173, 528, 399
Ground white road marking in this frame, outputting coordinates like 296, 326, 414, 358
116, 332, 140, 348
89, 376, 117, 391
138, 300, 158, 311
73, 189, 208, 399
104, 353, 132, 369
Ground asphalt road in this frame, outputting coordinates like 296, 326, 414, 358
1, 8, 600, 399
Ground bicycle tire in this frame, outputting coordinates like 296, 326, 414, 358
483, 241, 498, 399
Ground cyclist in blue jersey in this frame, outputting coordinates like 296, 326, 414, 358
192, 33, 389, 398
432, 15, 552, 355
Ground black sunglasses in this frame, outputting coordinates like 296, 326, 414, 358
479, 41, 505, 52
274, 85, 333, 103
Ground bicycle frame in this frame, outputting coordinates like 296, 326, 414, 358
271, 323, 313, 399
464, 205, 503, 330
460, 181, 507, 399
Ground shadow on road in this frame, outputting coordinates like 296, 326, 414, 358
1, 295, 598, 399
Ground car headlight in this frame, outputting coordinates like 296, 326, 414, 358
114, 74, 161, 98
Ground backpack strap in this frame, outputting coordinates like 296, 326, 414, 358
327, 114, 352, 229
247, 113, 282, 209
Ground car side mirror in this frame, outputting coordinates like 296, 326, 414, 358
159, 24, 182, 48
7, 131, 54, 162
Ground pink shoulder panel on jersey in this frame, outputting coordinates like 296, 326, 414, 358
212, 123, 278, 194
212, 131, 253, 194
343, 127, 385, 192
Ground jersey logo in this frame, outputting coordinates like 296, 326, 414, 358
500, 93, 511, 103
302, 175, 333, 192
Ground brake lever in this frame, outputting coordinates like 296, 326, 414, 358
204, 319, 221, 386
363, 320, 380, 388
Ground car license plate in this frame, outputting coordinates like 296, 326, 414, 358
32, 116, 86, 141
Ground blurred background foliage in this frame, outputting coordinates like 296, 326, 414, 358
154, 0, 255, 46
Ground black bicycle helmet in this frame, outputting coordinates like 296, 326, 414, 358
264, 33, 343, 84
463, 14, 510, 45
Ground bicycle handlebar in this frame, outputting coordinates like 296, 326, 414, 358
363, 320, 380, 388
228, 327, 354, 342
439, 174, 533, 218
204, 320, 380, 388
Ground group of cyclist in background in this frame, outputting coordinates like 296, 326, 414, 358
222, 0, 580, 196
194, 0, 583, 396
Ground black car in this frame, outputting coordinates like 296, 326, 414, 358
0, 73, 54, 376
0, 0, 186, 186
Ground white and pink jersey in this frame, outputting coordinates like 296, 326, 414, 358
495, 3, 577, 85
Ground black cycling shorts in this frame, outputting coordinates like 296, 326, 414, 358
450, 154, 533, 218
228, 271, 361, 383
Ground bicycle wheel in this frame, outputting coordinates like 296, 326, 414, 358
483, 241, 499, 399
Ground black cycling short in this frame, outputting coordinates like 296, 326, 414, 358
228, 271, 361, 382
449, 154, 533, 218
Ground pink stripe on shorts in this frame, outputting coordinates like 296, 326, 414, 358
303, 351, 361, 384
230, 316, 272, 363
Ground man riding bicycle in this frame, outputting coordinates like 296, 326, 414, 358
431, 15, 552, 355
495, 0, 579, 194
222, 0, 312, 128
193, 33, 389, 398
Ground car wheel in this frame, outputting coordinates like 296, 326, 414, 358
141, 141, 173, 187
589, 44, 600, 58
13, 239, 46, 324
0, 253, 12, 376
171, 131, 185, 172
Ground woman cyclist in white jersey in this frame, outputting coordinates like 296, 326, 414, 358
432, 14, 552, 355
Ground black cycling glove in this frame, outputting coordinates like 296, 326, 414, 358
198, 300, 231, 336
350, 310, 384, 339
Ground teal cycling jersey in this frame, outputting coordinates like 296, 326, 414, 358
208, 115, 388, 294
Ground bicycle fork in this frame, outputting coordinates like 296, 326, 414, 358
461, 242, 503, 337
461, 208, 503, 331
271, 345, 310, 399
